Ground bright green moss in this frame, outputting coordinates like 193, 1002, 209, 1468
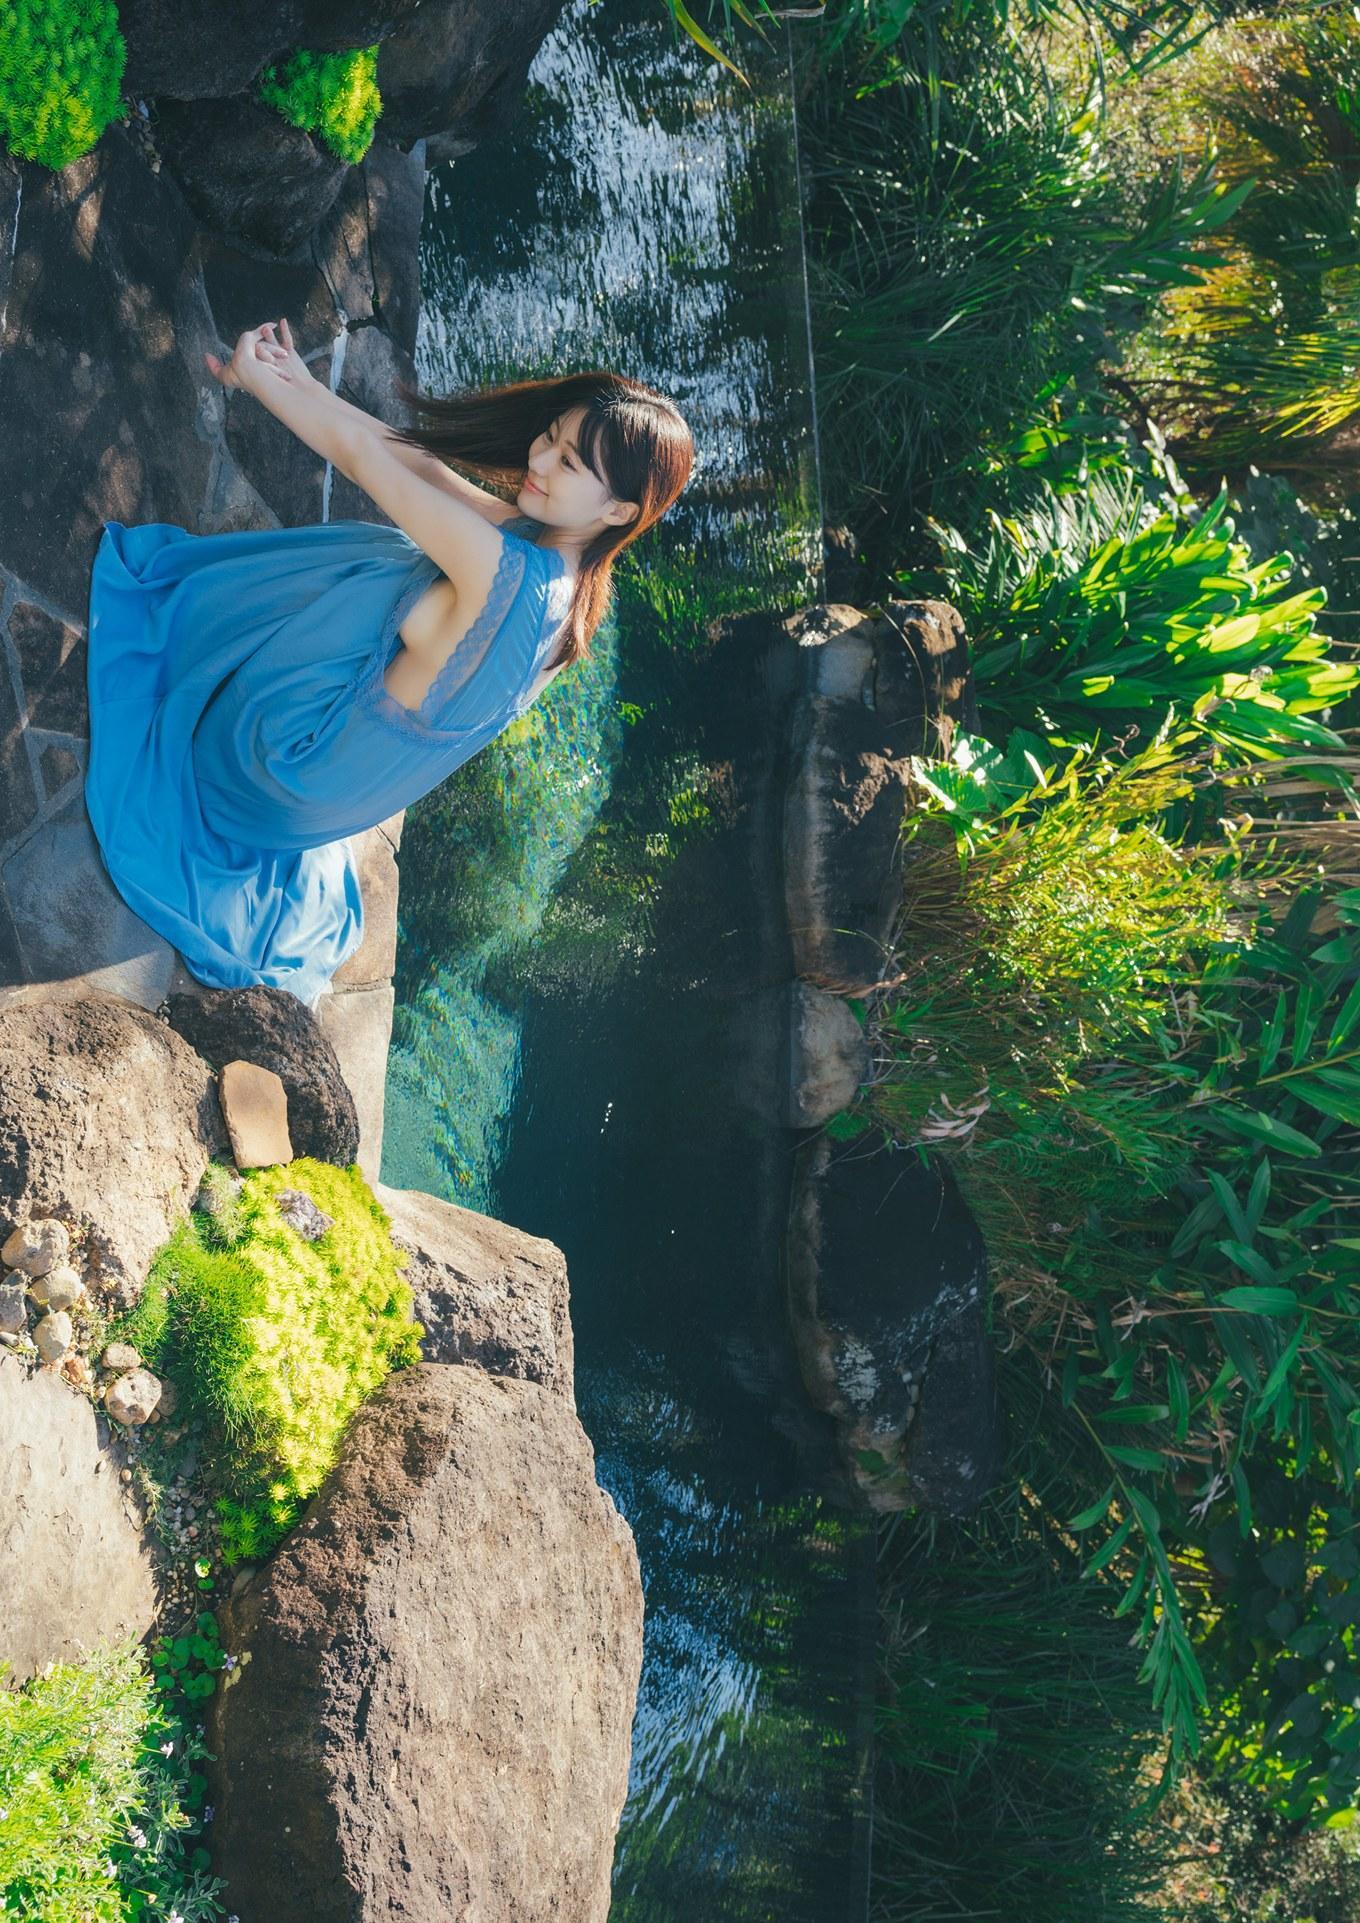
0, 0, 127, 169
256, 45, 382, 165
118, 1158, 422, 1564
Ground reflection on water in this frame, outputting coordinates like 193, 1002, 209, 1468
380, 0, 872, 1914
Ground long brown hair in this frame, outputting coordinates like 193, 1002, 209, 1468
389, 369, 694, 666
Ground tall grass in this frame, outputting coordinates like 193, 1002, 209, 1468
851, 727, 1360, 1819
796, 8, 1249, 560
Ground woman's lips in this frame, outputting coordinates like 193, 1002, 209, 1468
525, 479, 544, 496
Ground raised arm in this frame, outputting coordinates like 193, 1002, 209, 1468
206, 318, 519, 529
207, 321, 515, 619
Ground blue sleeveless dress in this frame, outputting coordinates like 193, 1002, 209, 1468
84, 514, 572, 1008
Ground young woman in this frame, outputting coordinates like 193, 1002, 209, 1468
83, 318, 694, 1008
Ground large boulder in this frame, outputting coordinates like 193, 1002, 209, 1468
164, 984, 361, 1169
209, 1363, 643, 1923
782, 601, 977, 997
0, 987, 226, 1305
0, 1354, 158, 1683
374, 1180, 576, 1408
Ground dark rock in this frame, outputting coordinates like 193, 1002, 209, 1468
153, 95, 349, 262
786, 1130, 1002, 1514
374, 1180, 576, 1406
376, 0, 568, 152
119, 0, 426, 103
907, 1291, 1002, 1516
780, 601, 978, 997
209, 1363, 643, 1923
0, 127, 208, 621
7, 598, 85, 744
164, 986, 362, 1168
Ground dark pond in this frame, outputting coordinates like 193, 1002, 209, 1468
375, 1, 874, 1913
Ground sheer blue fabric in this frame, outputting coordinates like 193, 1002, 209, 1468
84, 514, 571, 1008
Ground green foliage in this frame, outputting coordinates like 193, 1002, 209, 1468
797, 8, 1248, 547
871, 1483, 1182, 1920
1115, 8, 1360, 501
150, 1612, 227, 1708
256, 45, 382, 165
911, 426, 1358, 757
124, 1158, 422, 1564
863, 725, 1360, 1818
0, 0, 126, 168
0, 1640, 224, 1920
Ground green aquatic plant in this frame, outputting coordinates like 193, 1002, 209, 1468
0, 0, 126, 168
113, 1158, 422, 1563
0, 1640, 224, 1920
256, 44, 382, 165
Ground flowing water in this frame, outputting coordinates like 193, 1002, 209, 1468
378, 2, 874, 1913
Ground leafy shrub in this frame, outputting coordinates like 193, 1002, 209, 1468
256, 45, 382, 165
1113, 8, 1360, 504
0, 0, 126, 168
915, 444, 1357, 757
858, 727, 1360, 1819
112, 1157, 422, 1563
0, 1640, 223, 1920
796, 9, 1247, 549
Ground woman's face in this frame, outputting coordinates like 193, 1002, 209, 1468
520, 405, 635, 534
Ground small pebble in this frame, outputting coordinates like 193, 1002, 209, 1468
28, 1264, 85, 1313
1, 1218, 69, 1278
34, 1311, 73, 1363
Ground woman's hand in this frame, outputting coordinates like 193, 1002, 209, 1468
204, 318, 310, 395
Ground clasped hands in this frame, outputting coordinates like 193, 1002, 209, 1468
204, 317, 310, 397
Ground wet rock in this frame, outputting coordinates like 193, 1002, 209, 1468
210, 1364, 641, 1923
33, 1311, 73, 1363
166, 987, 360, 1169
786, 1132, 1001, 1515
0, 992, 228, 1305
105, 1370, 163, 1427
781, 600, 977, 996
786, 980, 872, 1128
0, 1354, 157, 1682
374, 1181, 576, 1407
376, 0, 568, 155
218, 1059, 293, 1170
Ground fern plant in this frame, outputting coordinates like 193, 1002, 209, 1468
0, 0, 126, 169
256, 45, 382, 165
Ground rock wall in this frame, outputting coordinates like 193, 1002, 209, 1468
0, 3, 568, 1177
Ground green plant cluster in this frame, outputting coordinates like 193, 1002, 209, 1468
109, 1157, 422, 1564
919, 441, 1358, 758
0, 1640, 224, 1920
0, 0, 126, 168
256, 45, 382, 165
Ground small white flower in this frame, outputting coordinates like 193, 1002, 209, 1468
1325, 1659, 1336, 1674
160, 1739, 175, 1755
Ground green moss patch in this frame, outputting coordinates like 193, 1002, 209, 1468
112, 1158, 422, 1564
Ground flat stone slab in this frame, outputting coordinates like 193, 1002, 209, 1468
0, 1354, 158, 1683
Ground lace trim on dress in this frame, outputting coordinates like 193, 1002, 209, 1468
354, 535, 529, 742
416, 534, 528, 724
